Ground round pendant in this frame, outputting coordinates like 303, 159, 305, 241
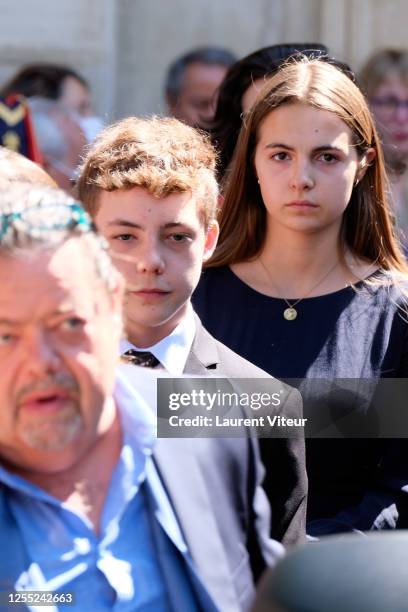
283, 307, 297, 321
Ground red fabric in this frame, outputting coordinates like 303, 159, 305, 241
2, 94, 43, 164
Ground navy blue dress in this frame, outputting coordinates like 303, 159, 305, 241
193, 266, 408, 534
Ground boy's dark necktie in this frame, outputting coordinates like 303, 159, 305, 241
121, 349, 160, 368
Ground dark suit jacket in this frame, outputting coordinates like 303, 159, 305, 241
152, 435, 283, 611
182, 316, 308, 548
117, 359, 283, 611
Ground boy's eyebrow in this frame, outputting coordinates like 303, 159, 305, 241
106, 220, 194, 230
162, 222, 194, 229
106, 219, 141, 228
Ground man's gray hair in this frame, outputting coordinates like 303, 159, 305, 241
165, 46, 236, 103
0, 183, 121, 293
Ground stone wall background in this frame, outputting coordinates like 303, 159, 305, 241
0, 0, 407, 121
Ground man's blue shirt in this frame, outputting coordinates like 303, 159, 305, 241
0, 372, 195, 611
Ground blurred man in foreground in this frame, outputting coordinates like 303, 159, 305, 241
0, 184, 283, 611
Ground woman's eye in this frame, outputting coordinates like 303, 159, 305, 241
318, 153, 337, 163
169, 233, 190, 243
272, 152, 290, 161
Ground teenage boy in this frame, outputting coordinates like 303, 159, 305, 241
77, 116, 307, 547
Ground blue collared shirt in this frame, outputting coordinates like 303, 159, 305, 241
120, 306, 196, 375
0, 372, 186, 611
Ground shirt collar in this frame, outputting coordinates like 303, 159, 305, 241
120, 306, 196, 376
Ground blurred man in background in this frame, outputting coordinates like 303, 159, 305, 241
165, 46, 236, 130
1, 63, 105, 143
28, 97, 85, 194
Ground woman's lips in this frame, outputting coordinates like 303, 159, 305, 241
285, 200, 319, 208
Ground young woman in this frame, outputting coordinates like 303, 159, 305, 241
193, 57, 408, 535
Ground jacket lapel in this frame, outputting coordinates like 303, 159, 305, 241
151, 438, 240, 611
184, 315, 220, 374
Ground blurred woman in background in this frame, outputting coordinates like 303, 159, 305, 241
360, 49, 408, 241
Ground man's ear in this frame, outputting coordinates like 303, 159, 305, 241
356, 148, 376, 183
203, 220, 219, 262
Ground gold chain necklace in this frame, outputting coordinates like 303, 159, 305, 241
258, 257, 340, 321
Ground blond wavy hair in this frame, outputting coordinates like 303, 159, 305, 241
77, 116, 218, 228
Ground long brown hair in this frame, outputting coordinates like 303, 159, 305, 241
208, 57, 408, 273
